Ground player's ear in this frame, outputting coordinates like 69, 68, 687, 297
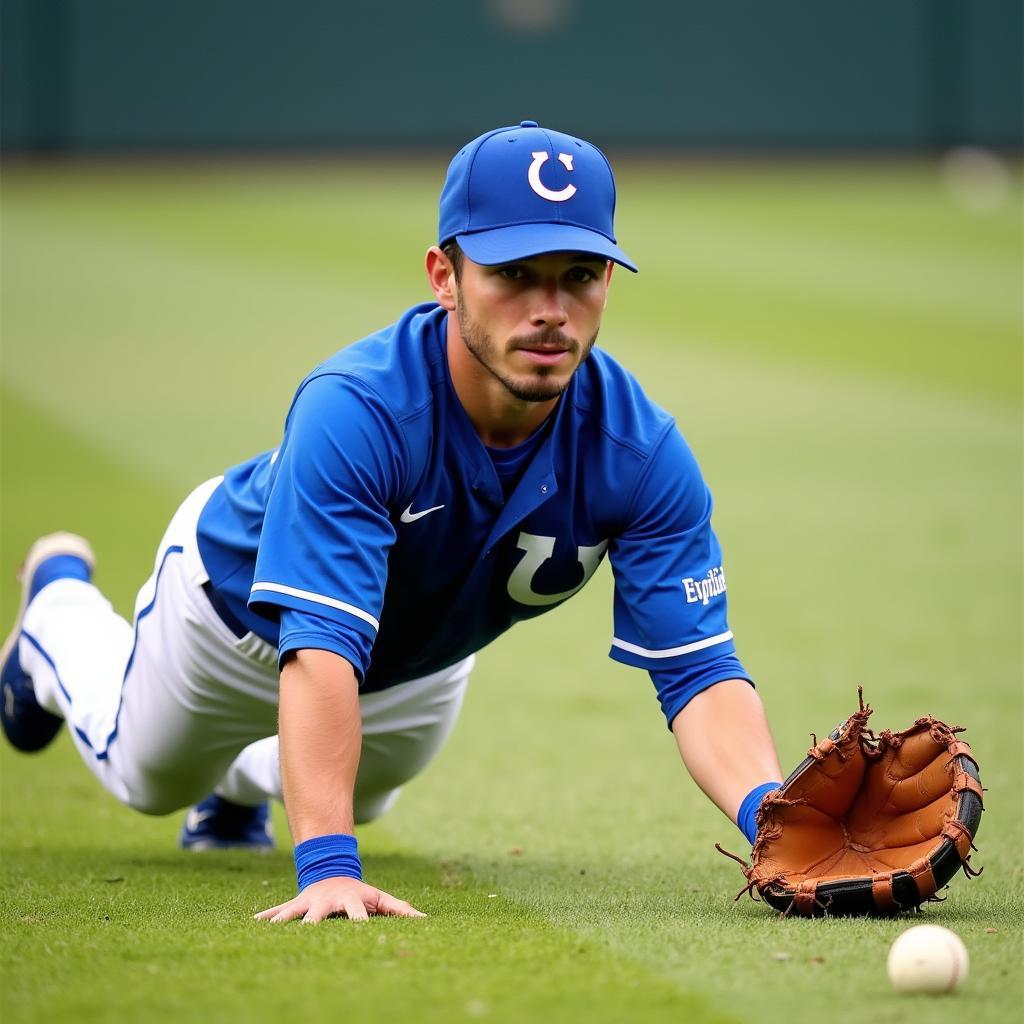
426, 246, 458, 311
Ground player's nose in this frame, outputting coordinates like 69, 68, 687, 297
529, 281, 568, 329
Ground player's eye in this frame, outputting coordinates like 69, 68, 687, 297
566, 266, 599, 284
497, 265, 528, 281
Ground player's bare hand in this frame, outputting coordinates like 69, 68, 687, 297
254, 876, 425, 924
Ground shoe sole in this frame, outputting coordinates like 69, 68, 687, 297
180, 838, 275, 852
0, 532, 96, 672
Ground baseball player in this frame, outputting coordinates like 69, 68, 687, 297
1, 121, 783, 923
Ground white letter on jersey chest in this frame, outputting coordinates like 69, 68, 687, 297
507, 532, 608, 607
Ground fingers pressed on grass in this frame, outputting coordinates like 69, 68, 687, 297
254, 903, 287, 922
255, 882, 426, 923
255, 896, 308, 923
255, 901, 292, 919
378, 894, 425, 918
302, 902, 330, 924
343, 895, 370, 922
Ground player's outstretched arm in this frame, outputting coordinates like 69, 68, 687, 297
671, 679, 783, 839
254, 648, 425, 923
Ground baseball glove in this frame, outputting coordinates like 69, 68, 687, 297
719, 691, 984, 916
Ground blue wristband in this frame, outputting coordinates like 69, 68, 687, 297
294, 833, 363, 892
738, 782, 782, 845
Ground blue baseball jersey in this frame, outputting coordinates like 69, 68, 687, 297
196, 302, 750, 724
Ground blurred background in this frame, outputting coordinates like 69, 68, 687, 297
2, 0, 1021, 151
1, 4, 1022, 1022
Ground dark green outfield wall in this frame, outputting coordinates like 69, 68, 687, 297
2, 0, 1021, 151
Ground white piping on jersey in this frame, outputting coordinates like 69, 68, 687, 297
611, 630, 733, 659
249, 582, 380, 632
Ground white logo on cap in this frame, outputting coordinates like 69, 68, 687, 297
527, 151, 577, 202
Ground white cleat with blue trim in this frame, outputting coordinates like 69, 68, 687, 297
179, 793, 275, 850
0, 532, 94, 752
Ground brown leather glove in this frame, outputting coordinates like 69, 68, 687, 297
720, 693, 983, 916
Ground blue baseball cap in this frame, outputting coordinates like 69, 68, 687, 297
438, 121, 637, 273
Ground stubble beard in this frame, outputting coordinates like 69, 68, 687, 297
455, 295, 597, 404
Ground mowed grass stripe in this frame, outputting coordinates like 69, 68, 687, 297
1, 214, 417, 492
615, 192, 1020, 404
3, 162, 1020, 418
0, 167, 436, 292
0, 385, 177, 621
8, 161, 1018, 268
9, 162, 1019, 332
616, 162, 1021, 260
629, 208, 1019, 329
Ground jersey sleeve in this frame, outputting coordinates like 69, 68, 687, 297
649, 658, 753, 729
607, 424, 739, 672
248, 373, 405, 649
278, 607, 375, 681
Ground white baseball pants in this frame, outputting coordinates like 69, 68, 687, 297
19, 478, 472, 822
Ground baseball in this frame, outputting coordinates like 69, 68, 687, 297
887, 924, 969, 994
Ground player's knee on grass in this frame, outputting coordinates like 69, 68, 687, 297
354, 789, 399, 825
122, 767, 224, 817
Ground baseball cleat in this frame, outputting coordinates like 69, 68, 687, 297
179, 793, 275, 850
0, 532, 95, 752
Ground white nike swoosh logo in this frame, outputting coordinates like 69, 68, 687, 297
400, 503, 445, 524
185, 808, 215, 832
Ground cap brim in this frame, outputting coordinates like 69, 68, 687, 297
456, 223, 638, 273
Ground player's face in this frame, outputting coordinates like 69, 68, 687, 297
454, 252, 613, 403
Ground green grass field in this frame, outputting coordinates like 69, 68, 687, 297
1, 158, 1021, 1023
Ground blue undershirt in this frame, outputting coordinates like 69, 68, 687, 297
486, 425, 549, 501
